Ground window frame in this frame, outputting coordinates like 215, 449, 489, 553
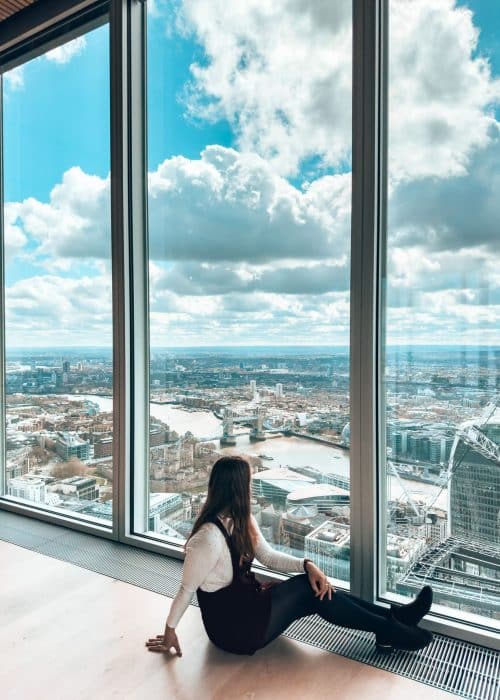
0, 0, 497, 649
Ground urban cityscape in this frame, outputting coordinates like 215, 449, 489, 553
4, 344, 499, 621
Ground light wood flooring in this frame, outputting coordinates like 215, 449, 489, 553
0, 540, 460, 700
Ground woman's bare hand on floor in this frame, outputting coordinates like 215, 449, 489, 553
146, 623, 182, 656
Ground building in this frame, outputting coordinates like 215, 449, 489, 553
305, 521, 424, 585
305, 521, 351, 581
251, 468, 314, 506
50, 477, 99, 501
8, 475, 46, 503
398, 407, 500, 619
286, 483, 349, 513
148, 492, 185, 531
94, 436, 113, 458
249, 379, 257, 398
449, 410, 500, 546
149, 423, 169, 446
281, 506, 321, 551
56, 431, 90, 461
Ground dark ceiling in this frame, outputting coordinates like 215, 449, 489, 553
0, 0, 38, 23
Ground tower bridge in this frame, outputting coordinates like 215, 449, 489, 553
219, 406, 280, 445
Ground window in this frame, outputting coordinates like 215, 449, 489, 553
381, 0, 499, 623
2, 25, 113, 524
0, 0, 497, 648
143, 1, 353, 584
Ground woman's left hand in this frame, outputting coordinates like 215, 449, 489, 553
305, 561, 335, 601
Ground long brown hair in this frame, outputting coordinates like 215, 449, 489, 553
187, 456, 257, 561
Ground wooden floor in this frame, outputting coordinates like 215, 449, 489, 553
1, 540, 460, 700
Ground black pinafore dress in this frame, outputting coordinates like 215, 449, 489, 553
196, 518, 277, 655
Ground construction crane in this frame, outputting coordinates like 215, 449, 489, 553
389, 399, 499, 518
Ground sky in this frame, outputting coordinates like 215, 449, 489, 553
2, 0, 500, 348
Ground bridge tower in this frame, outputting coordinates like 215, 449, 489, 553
250, 407, 267, 442
220, 407, 237, 446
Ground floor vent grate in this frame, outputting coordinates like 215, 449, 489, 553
1, 510, 498, 700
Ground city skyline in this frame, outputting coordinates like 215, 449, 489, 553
5, 341, 498, 619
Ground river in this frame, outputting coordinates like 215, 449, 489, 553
67, 394, 448, 510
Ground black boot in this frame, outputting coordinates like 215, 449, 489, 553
375, 611, 433, 653
391, 585, 433, 626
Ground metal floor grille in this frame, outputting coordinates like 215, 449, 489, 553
1, 510, 498, 700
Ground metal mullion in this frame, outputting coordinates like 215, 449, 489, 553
0, 76, 6, 501
376, 0, 389, 604
109, 0, 128, 542
109, 0, 148, 545
128, 0, 149, 540
349, 0, 382, 602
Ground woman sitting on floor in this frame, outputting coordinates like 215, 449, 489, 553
146, 456, 433, 657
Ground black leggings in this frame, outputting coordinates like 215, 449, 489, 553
260, 574, 390, 649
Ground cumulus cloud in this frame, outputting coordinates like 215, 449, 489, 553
9, 167, 111, 259
153, 260, 349, 296
148, 146, 351, 262
386, 296, 499, 345
171, 0, 500, 181
177, 0, 352, 177
149, 289, 351, 346
45, 36, 87, 64
389, 0, 500, 182
7, 0, 500, 347
3, 37, 87, 96
388, 132, 500, 253
8, 148, 350, 265
5, 273, 113, 345
4, 203, 28, 261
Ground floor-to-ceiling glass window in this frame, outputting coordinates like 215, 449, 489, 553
2, 25, 113, 524
144, 1, 353, 584
381, 0, 499, 624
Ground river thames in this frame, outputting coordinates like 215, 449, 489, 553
70, 394, 448, 510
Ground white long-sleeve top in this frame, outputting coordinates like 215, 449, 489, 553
166, 514, 306, 628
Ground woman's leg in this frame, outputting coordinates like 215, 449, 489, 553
261, 574, 391, 649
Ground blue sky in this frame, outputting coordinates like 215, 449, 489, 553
2, 1, 500, 347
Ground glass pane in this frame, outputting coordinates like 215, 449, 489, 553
2, 26, 113, 524
145, 1, 352, 584
383, 0, 499, 623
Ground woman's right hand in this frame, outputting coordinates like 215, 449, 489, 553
305, 561, 335, 601
145, 623, 182, 656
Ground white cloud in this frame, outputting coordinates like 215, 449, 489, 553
4, 203, 28, 261
153, 260, 349, 296
148, 146, 351, 262
173, 0, 500, 182
45, 36, 87, 65
5, 273, 113, 345
3, 66, 24, 90
177, 0, 352, 177
3, 36, 87, 95
149, 289, 351, 346
9, 149, 350, 265
389, 0, 500, 183
10, 167, 111, 259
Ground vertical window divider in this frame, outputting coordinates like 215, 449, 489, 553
0, 76, 5, 503
110, 0, 149, 544
350, 0, 386, 602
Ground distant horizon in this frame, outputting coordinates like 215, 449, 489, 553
5, 343, 500, 352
